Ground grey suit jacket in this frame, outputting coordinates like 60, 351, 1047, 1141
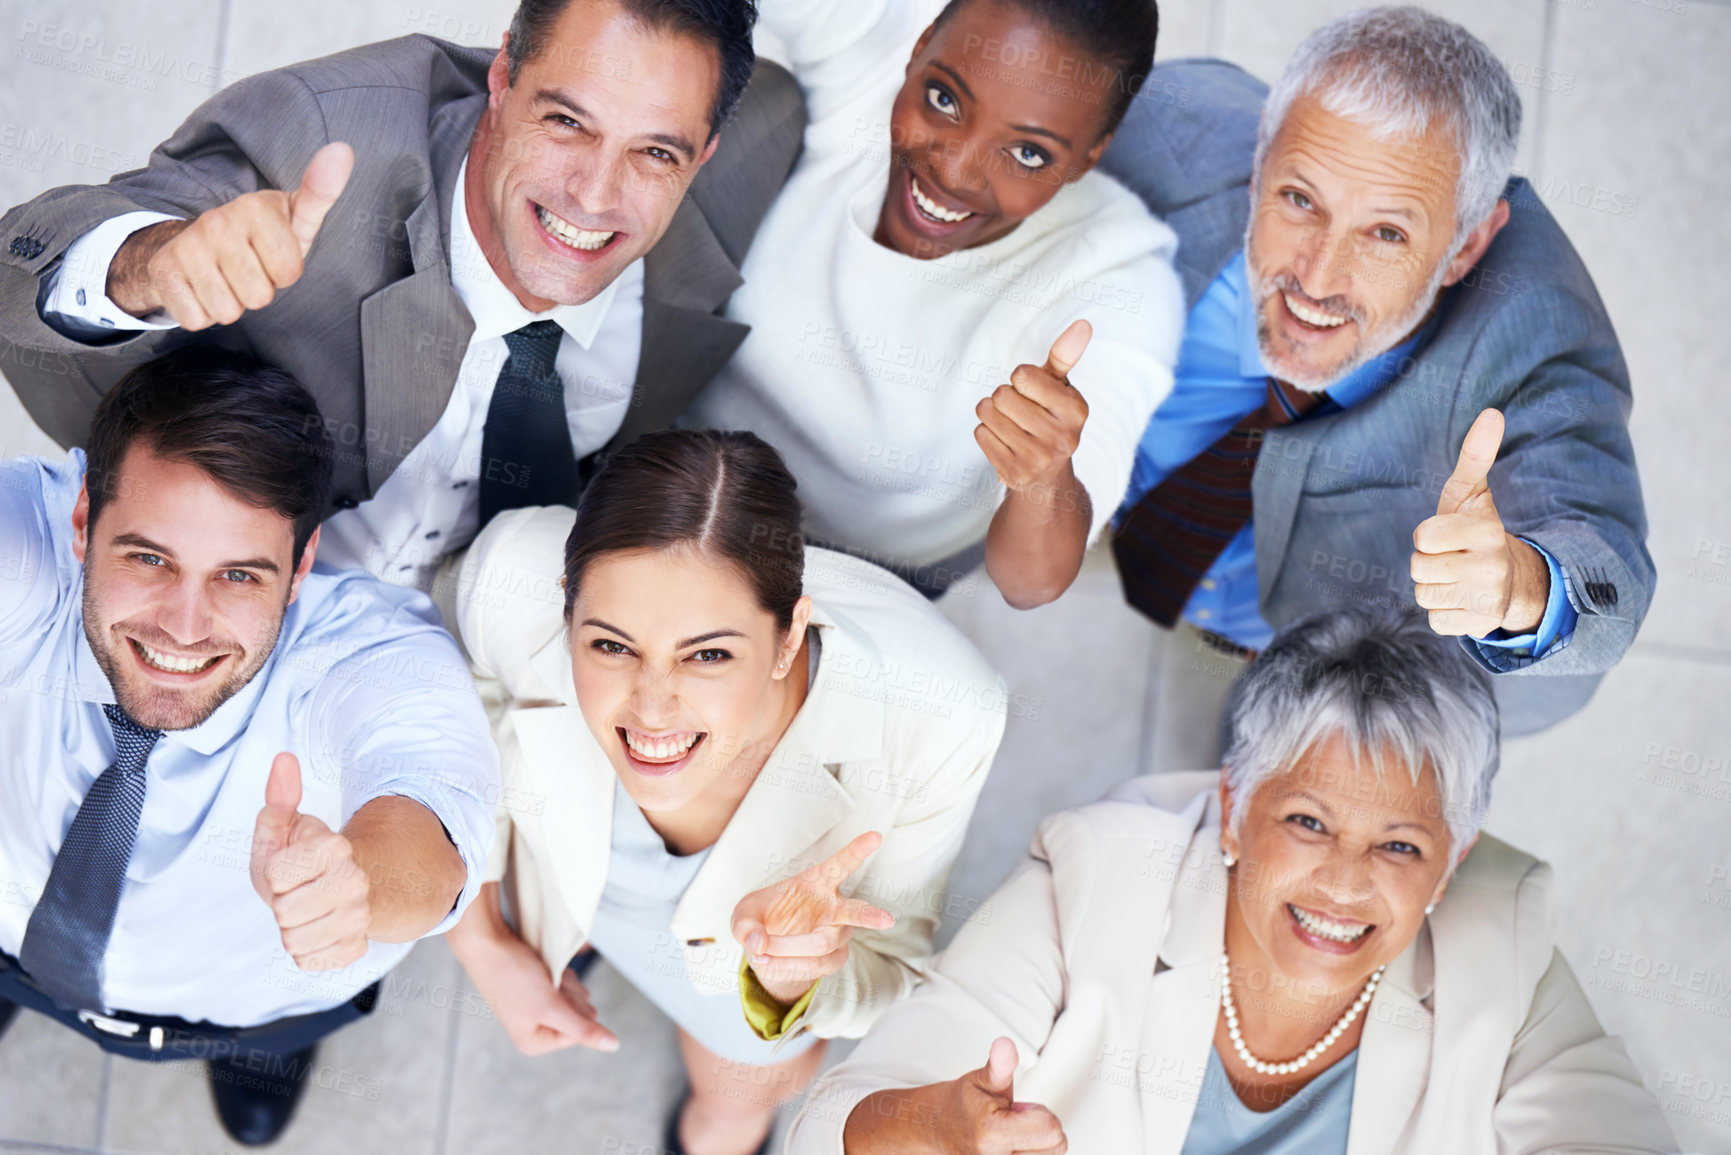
0, 35, 804, 514
1101, 61, 1654, 734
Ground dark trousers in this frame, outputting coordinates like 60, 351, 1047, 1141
0, 948, 377, 1064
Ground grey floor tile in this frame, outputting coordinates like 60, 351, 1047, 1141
933, 544, 1158, 944
0, 1003, 106, 1150
1490, 650, 1731, 1155
100, 939, 460, 1155
0, 0, 225, 213
442, 956, 685, 1154
1154, 0, 1216, 62
222, 0, 515, 78
1537, 0, 1731, 652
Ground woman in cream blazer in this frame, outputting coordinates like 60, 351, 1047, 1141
443, 431, 1006, 1155
791, 608, 1676, 1155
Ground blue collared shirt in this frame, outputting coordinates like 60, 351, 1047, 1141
0, 451, 500, 1027
1120, 251, 1576, 657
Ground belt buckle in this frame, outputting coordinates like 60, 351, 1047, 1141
77, 1010, 140, 1038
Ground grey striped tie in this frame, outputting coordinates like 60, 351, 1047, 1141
20, 703, 161, 1012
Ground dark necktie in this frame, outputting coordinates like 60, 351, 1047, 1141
478, 319, 579, 527
1113, 378, 1326, 627
19, 703, 161, 1012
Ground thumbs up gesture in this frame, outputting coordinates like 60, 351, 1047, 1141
938, 1038, 1068, 1154
109, 141, 355, 330
250, 752, 372, 972
731, 831, 896, 1007
975, 320, 1093, 498
1411, 408, 1549, 637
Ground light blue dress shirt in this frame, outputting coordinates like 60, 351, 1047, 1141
1120, 251, 1576, 657
0, 451, 500, 1027
1178, 1046, 1357, 1155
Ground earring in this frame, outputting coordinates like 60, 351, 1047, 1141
1424, 903, 1435, 915
1222, 850, 1236, 868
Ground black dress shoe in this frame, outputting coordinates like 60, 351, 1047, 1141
208, 1043, 317, 1146
661, 1087, 774, 1155
0, 998, 17, 1043
569, 946, 601, 983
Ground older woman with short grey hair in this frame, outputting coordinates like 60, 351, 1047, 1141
789, 607, 1675, 1155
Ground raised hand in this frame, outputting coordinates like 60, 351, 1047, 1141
731, 831, 896, 1007
1411, 408, 1548, 637
249, 752, 371, 972
975, 319, 1092, 497
108, 140, 355, 330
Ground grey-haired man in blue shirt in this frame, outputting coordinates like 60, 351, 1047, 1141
1103, 7, 1650, 769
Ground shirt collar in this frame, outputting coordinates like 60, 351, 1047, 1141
1229, 249, 1439, 410
447, 156, 637, 348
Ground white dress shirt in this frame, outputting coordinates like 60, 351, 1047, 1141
0, 450, 501, 1028
39, 159, 646, 589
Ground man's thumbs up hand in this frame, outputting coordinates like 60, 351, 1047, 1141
1411, 408, 1549, 637
250, 752, 372, 972
109, 141, 355, 330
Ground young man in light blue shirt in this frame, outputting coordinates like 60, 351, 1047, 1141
0, 348, 498, 1145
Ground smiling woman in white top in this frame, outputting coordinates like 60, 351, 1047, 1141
443, 429, 1007, 1155
684, 0, 1184, 607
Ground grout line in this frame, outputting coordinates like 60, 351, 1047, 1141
1206, 0, 1229, 58
93, 1052, 112, 1155
212, 0, 233, 86
1530, 0, 1560, 182
430, 954, 463, 1155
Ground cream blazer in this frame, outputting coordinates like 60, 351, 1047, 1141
787, 772, 1677, 1154
447, 506, 1008, 1041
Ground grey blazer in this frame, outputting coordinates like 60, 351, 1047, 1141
0, 35, 805, 514
1101, 61, 1654, 735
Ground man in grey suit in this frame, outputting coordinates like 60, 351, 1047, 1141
0, 0, 803, 588
1102, 6, 1651, 761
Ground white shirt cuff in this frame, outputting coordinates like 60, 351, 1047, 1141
40, 211, 182, 336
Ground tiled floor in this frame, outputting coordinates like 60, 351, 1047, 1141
1, 0, 1728, 1151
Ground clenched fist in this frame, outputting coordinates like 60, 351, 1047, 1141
250, 752, 371, 972
109, 141, 354, 330
1411, 408, 1549, 637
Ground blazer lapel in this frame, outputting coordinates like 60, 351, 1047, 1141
506, 701, 615, 969
1139, 959, 1223, 1155
612, 200, 749, 449
1345, 933, 1433, 1155
1139, 826, 1228, 1155
358, 94, 483, 496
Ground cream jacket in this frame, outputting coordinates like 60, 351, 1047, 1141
788, 772, 1677, 1154
448, 506, 1008, 1041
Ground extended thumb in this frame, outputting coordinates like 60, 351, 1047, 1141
262, 752, 303, 824
1043, 319, 1092, 380
981, 1036, 1019, 1095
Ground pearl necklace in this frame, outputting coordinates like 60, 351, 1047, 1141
1218, 953, 1384, 1076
